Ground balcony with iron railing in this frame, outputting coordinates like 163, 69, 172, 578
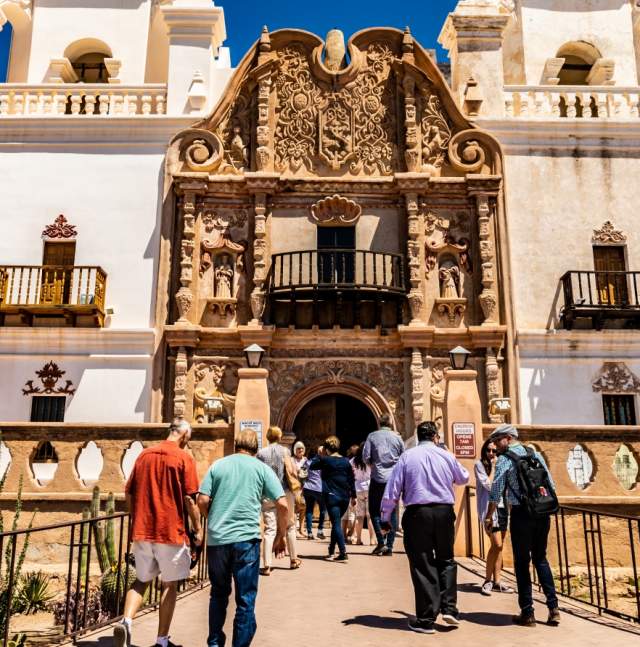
560, 270, 640, 330
0, 84, 167, 116
267, 249, 407, 329
0, 265, 107, 327
504, 85, 640, 119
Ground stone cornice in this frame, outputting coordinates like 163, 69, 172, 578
0, 328, 156, 356
517, 329, 640, 358
476, 117, 640, 154
439, 13, 511, 52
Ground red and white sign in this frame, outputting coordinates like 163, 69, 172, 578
453, 422, 476, 458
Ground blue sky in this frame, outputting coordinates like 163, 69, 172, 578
0, 0, 457, 80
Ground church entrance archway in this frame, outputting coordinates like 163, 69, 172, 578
292, 393, 377, 453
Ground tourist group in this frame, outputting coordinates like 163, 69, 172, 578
113, 416, 560, 646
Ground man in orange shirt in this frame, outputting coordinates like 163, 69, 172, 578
114, 419, 202, 647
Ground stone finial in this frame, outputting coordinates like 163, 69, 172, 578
259, 25, 271, 52
325, 28, 346, 72
402, 26, 414, 54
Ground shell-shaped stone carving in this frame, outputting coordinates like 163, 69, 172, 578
310, 194, 362, 226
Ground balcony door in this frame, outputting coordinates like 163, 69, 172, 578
41, 242, 76, 305
317, 226, 355, 285
593, 246, 627, 306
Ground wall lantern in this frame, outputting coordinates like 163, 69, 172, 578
449, 345, 471, 371
243, 344, 265, 368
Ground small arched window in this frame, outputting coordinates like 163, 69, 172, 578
556, 41, 601, 86
63, 38, 113, 83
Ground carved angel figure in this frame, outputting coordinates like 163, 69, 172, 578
215, 254, 234, 299
439, 263, 460, 299
230, 127, 248, 169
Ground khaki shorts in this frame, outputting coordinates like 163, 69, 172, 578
132, 541, 190, 583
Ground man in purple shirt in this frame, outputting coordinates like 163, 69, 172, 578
381, 421, 469, 634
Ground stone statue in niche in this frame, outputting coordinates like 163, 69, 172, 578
230, 127, 249, 169
214, 254, 234, 299
439, 261, 460, 299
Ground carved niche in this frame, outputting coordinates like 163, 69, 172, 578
198, 211, 247, 324
592, 221, 627, 246
23, 362, 76, 396
592, 363, 640, 394
310, 195, 362, 226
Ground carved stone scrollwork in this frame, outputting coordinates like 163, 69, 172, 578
173, 346, 188, 419
420, 90, 452, 174
436, 300, 466, 325
193, 359, 236, 422
310, 195, 362, 226
592, 221, 627, 245
425, 211, 472, 276
592, 362, 640, 394
429, 361, 448, 431
448, 131, 486, 173
405, 193, 423, 323
176, 192, 198, 324
410, 348, 425, 426
179, 129, 224, 173
485, 348, 503, 423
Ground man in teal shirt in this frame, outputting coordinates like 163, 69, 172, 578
198, 429, 288, 647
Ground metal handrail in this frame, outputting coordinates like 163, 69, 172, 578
269, 248, 406, 293
560, 270, 640, 309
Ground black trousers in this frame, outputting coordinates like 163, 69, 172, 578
402, 504, 458, 625
510, 505, 558, 615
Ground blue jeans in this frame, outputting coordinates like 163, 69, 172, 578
207, 540, 261, 647
369, 479, 397, 548
324, 494, 350, 555
303, 489, 326, 534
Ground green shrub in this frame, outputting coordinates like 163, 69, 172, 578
14, 571, 54, 615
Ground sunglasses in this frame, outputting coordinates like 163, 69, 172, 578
486, 449, 497, 454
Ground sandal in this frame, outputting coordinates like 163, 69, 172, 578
260, 567, 271, 576
290, 559, 302, 570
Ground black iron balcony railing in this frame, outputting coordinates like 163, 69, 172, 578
267, 249, 407, 329
0, 265, 107, 327
561, 270, 640, 330
269, 249, 406, 293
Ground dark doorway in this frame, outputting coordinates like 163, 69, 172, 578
293, 393, 377, 454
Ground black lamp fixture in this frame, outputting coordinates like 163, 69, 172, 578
243, 343, 265, 368
449, 345, 471, 371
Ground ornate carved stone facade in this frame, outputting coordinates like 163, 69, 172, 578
165, 27, 509, 439
592, 363, 640, 394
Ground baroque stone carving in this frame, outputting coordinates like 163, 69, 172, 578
42, 214, 77, 240
485, 348, 503, 423
214, 80, 254, 175
592, 221, 627, 245
22, 361, 75, 396
410, 348, 425, 426
179, 129, 224, 173
425, 211, 471, 275
310, 195, 362, 226
429, 361, 448, 431
420, 91, 452, 173
476, 194, 499, 324
439, 262, 460, 299
592, 362, 640, 394
175, 192, 197, 324
173, 347, 188, 418
193, 359, 237, 422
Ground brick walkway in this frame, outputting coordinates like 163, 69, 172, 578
75, 536, 639, 647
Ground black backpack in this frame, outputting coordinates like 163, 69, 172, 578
505, 448, 559, 517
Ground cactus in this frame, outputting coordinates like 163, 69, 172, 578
79, 508, 90, 583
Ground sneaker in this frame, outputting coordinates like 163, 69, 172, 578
113, 622, 131, 647
307, 533, 314, 540
317, 531, 326, 540
481, 580, 493, 596
379, 546, 393, 556
547, 608, 560, 626
407, 619, 435, 634
512, 613, 536, 627
371, 544, 385, 555
334, 552, 349, 562
494, 582, 514, 593
441, 613, 460, 626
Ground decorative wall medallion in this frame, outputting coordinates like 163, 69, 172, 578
42, 214, 77, 240
310, 195, 362, 226
592, 220, 627, 245
22, 361, 75, 395
592, 362, 640, 393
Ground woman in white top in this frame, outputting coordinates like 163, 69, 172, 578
350, 442, 374, 545
474, 438, 513, 595
292, 441, 308, 537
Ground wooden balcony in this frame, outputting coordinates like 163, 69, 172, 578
560, 270, 640, 330
266, 249, 407, 329
0, 265, 107, 327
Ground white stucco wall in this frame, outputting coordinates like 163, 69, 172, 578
518, 0, 638, 85
0, 149, 165, 329
503, 150, 640, 330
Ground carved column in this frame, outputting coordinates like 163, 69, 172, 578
173, 346, 188, 419
250, 192, 268, 323
405, 192, 424, 322
485, 347, 503, 423
410, 348, 425, 426
475, 193, 499, 324
403, 75, 420, 172
255, 28, 273, 171
176, 190, 197, 324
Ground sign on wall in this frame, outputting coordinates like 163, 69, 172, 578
453, 422, 476, 458
240, 420, 263, 450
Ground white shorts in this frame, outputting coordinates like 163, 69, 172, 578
132, 541, 190, 583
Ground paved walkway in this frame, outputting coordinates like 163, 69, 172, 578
76, 536, 639, 647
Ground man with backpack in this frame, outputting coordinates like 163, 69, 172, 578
484, 424, 560, 628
